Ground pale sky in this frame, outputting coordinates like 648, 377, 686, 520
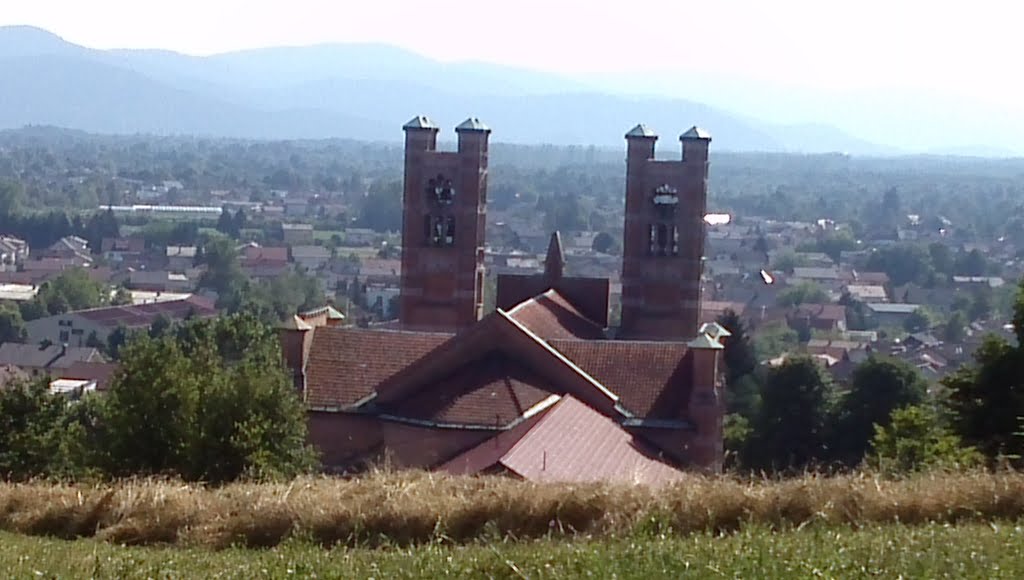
2, 0, 1020, 100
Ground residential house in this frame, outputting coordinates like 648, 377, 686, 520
129, 270, 194, 292
166, 246, 197, 271
281, 223, 314, 245
24, 296, 218, 347
241, 246, 291, 279
866, 303, 922, 327
0, 235, 29, 268
101, 237, 146, 265
291, 245, 331, 272
845, 284, 888, 303
42, 236, 91, 262
343, 227, 378, 246
788, 303, 848, 334
0, 343, 105, 377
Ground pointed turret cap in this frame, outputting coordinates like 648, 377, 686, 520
688, 332, 724, 350
325, 305, 346, 320
455, 117, 491, 132
698, 321, 733, 340
403, 115, 438, 130
280, 315, 313, 331
543, 231, 565, 281
680, 126, 712, 141
626, 124, 658, 139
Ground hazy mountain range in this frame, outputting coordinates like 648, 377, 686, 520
0, 25, 1017, 156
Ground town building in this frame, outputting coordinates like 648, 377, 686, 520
280, 117, 726, 485
24, 295, 218, 347
0, 343, 105, 377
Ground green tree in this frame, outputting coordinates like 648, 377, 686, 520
868, 405, 982, 473
97, 314, 315, 482
776, 281, 829, 307
0, 305, 27, 343
943, 334, 1024, 460
591, 232, 620, 254
357, 179, 402, 232
0, 379, 84, 480
943, 310, 968, 343
111, 286, 133, 306
198, 236, 247, 308
833, 357, 928, 465
748, 356, 836, 470
27, 268, 108, 318
903, 308, 934, 333
717, 310, 761, 419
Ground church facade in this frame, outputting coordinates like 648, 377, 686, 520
280, 117, 727, 485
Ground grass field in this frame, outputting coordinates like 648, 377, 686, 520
2, 523, 1022, 578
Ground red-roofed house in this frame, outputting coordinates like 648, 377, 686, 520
280, 118, 725, 484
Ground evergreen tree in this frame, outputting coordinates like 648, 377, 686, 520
833, 356, 928, 465
747, 356, 836, 470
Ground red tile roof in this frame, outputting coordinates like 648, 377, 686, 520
304, 326, 451, 408
75, 295, 217, 329
549, 340, 691, 419
60, 361, 119, 391
506, 289, 605, 340
242, 246, 289, 264
386, 353, 556, 426
441, 395, 684, 486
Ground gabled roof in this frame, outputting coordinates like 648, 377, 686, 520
403, 115, 438, 130
280, 315, 313, 331
385, 353, 559, 426
506, 289, 606, 340
626, 124, 658, 138
680, 126, 712, 140
304, 327, 451, 409
373, 310, 623, 417
0, 343, 104, 370
548, 339, 691, 419
441, 395, 685, 486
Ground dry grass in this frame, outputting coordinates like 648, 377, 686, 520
2, 470, 1024, 549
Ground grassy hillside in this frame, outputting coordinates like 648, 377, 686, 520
2, 524, 1023, 578
3, 471, 1024, 549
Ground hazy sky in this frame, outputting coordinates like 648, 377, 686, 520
1, 1, 1018, 100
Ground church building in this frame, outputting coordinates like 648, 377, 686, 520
280, 117, 727, 485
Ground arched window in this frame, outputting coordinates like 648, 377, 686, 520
656, 224, 668, 255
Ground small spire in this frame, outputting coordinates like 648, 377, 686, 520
543, 231, 565, 282
680, 126, 712, 141
626, 124, 658, 139
403, 115, 438, 130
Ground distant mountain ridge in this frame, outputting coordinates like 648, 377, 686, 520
0, 25, 893, 153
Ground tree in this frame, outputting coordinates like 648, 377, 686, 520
97, 314, 315, 482
868, 405, 982, 473
216, 208, 240, 238
357, 179, 402, 232
903, 308, 934, 333
954, 249, 988, 277
0, 379, 83, 480
866, 245, 933, 287
943, 334, 1024, 460
0, 305, 27, 343
943, 311, 968, 343
591, 232, 620, 254
747, 356, 836, 470
198, 236, 247, 308
111, 286, 133, 306
833, 357, 928, 465
717, 310, 761, 419
776, 281, 829, 307
25, 268, 108, 319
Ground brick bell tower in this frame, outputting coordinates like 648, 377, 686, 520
399, 116, 490, 332
619, 124, 711, 341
